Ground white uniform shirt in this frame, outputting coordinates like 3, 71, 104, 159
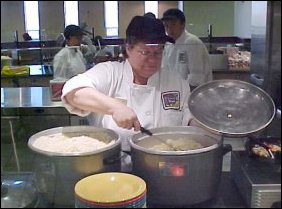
53, 46, 86, 82
61, 60, 192, 150
162, 30, 212, 87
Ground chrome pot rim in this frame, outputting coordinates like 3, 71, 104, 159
28, 126, 121, 157
130, 126, 222, 155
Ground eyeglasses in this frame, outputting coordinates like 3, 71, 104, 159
136, 49, 163, 59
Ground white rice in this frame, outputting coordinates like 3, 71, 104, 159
32, 133, 114, 153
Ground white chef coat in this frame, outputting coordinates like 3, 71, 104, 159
55, 34, 96, 69
52, 46, 86, 82
162, 30, 212, 87
61, 60, 192, 151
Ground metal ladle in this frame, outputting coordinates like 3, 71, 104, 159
140, 127, 178, 151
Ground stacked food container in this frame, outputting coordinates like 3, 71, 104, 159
74, 172, 146, 208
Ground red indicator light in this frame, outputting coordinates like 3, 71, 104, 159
170, 165, 185, 177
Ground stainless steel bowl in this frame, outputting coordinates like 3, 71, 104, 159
188, 80, 276, 137
28, 126, 120, 156
28, 126, 122, 207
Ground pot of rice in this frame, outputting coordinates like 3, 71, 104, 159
129, 126, 232, 207
28, 126, 121, 207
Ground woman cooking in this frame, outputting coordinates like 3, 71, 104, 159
61, 16, 194, 167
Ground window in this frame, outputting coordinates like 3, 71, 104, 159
145, 1, 158, 18
104, 1, 119, 37
178, 1, 183, 12
64, 1, 79, 27
24, 1, 40, 40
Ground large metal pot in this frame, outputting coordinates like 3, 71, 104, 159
28, 126, 121, 207
129, 126, 231, 206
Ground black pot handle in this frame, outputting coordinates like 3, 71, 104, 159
222, 144, 232, 156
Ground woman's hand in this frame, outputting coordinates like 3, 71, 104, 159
64, 86, 141, 131
111, 104, 141, 131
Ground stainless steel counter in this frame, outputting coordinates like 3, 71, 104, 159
1, 87, 62, 108
1, 65, 53, 88
1, 65, 53, 78
1, 86, 88, 141
29, 65, 53, 76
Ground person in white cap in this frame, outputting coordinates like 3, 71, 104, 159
55, 24, 96, 74
61, 16, 195, 170
53, 25, 87, 81
161, 8, 212, 91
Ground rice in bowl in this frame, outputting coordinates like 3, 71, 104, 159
32, 133, 115, 154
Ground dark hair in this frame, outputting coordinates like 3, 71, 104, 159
23, 33, 32, 41
144, 12, 156, 19
161, 8, 186, 24
64, 25, 84, 40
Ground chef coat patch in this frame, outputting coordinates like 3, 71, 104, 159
161, 91, 180, 110
178, 51, 187, 63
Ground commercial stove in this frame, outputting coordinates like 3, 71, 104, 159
230, 151, 281, 208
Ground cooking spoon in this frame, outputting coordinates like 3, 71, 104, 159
140, 127, 178, 151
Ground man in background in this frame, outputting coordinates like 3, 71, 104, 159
161, 8, 212, 91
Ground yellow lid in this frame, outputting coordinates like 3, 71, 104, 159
75, 172, 146, 203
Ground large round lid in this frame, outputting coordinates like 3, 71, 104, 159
188, 80, 276, 137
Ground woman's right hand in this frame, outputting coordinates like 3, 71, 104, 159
111, 104, 141, 131
64, 86, 141, 131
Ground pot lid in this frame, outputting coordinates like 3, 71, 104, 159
1, 173, 38, 208
188, 80, 276, 137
